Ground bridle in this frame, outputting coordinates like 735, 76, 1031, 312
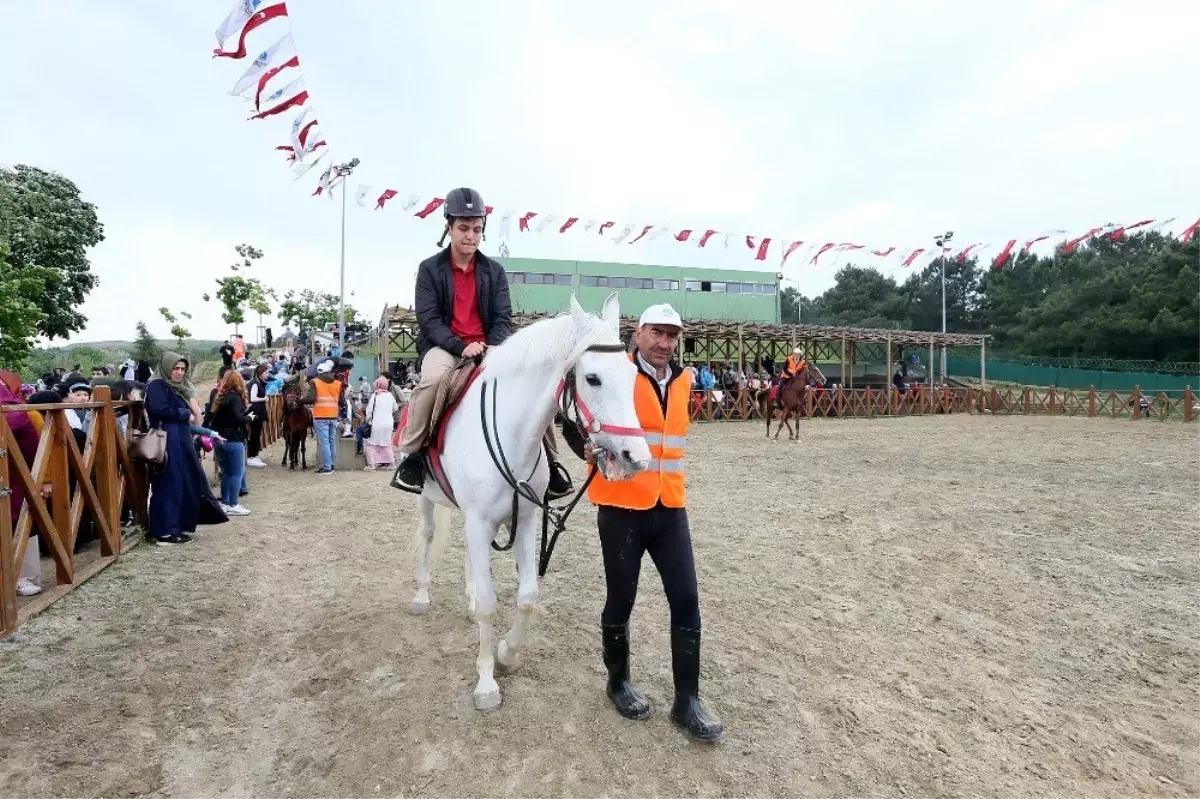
480, 341, 632, 575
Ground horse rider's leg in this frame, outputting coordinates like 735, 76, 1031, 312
464, 512, 501, 711
497, 507, 540, 670
411, 496, 436, 614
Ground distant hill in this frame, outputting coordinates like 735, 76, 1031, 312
20, 338, 230, 380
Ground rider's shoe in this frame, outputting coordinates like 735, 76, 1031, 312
546, 457, 574, 500
390, 452, 426, 493
602, 623, 650, 720
668, 626, 724, 743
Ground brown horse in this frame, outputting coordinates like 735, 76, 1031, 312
280, 378, 312, 470
768, 363, 826, 440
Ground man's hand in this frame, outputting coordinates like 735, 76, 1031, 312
462, 342, 486, 359
583, 442, 597, 464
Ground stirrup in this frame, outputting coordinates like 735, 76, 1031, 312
546, 460, 574, 500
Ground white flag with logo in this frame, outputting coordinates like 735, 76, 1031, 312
229, 33, 292, 96
355, 185, 373, 207
215, 0, 263, 47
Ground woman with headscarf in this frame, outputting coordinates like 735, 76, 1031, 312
362, 376, 398, 471
1, 372, 45, 595
144, 352, 227, 545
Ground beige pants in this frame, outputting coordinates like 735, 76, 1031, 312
399, 345, 559, 456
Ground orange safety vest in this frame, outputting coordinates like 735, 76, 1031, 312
589, 357, 691, 510
784, 355, 806, 378
312, 378, 341, 419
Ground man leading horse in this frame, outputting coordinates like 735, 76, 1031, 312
391, 187, 573, 500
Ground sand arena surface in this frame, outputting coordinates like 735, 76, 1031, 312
1, 415, 1196, 797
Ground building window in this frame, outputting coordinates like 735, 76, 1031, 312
685, 280, 702, 292
739, 282, 757, 294
759, 283, 776, 295
581, 275, 599, 287
524, 273, 543, 284
710, 282, 726, 293
507, 272, 525, 284
634, 278, 655, 289
670, 280, 680, 290
554, 274, 573, 285
609, 277, 627, 288
654, 279, 674, 291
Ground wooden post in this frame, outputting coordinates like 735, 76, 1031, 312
1088, 386, 1097, 417
849, 342, 856, 389
1022, 386, 1030, 415
886, 334, 895, 415
0, 423, 16, 638
380, 310, 391, 377
928, 333, 935, 385
1185, 387, 1195, 423
92, 386, 120, 557
840, 333, 847, 387
1132, 386, 1141, 420
49, 413, 71, 557
979, 333, 988, 386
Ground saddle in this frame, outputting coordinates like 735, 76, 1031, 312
397, 359, 483, 505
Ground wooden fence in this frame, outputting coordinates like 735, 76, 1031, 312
1, 386, 149, 638
689, 385, 1197, 423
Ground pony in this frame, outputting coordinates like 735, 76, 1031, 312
408, 293, 651, 712
280, 378, 311, 470
769, 362, 827, 440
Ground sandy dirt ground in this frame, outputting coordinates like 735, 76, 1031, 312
1, 415, 1197, 798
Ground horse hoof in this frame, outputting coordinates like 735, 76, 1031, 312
474, 688, 502, 712
495, 639, 518, 671
411, 598, 430, 615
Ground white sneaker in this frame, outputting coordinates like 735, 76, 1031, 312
246, 457, 266, 468
229, 504, 251, 516
16, 577, 43, 597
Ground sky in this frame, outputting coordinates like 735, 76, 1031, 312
2, 0, 1197, 344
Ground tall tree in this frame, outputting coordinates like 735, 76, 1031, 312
809, 265, 909, 328
131, 320, 162, 365
277, 288, 362, 333
0, 240, 53, 370
0, 164, 105, 340
158, 307, 191, 351
899, 254, 983, 334
209, 243, 269, 335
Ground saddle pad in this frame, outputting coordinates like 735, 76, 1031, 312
428, 361, 482, 448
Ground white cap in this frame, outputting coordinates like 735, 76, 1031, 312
638, 303, 683, 329
316, 360, 333, 374
793, 346, 803, 354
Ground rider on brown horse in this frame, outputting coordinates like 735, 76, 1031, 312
776, 347, 809, 405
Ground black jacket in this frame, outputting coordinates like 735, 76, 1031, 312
212, 392, 254, 443
415, 248, 512, 364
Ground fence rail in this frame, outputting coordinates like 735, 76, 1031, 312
687, 386, 1197, 424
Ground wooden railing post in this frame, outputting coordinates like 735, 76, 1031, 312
1022, 386, 1031, 415
1131, 386, 1141, 420
1185, 386, 1195, 423
1088, 386, 1097, 417
0, 424, 16, 638
92, 386, 120, 557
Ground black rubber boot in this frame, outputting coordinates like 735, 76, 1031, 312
546, 453, 574, 500
602, 624, 650, 720
669, 626, 724, 742
390, 452, 426, 493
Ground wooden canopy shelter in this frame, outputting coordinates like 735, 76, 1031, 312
376, 305, 991, 388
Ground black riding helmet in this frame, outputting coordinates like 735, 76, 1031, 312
438, 187, 487, 247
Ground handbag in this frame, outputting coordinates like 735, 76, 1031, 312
129, 423, 168, 466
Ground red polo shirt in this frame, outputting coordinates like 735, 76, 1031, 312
449, 256, 486, 345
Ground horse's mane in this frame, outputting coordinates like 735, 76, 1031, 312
483, 311, 617, 378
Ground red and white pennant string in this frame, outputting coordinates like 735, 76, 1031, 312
211, 1, 1200, 272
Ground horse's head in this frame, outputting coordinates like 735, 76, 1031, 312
805, 363, 827, 386
566, 293, 652, 475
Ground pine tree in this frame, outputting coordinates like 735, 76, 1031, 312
131, 320, 161, 364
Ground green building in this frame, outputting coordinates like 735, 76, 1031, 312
498, 257, 780, 323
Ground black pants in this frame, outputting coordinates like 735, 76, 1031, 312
248, 405, 266, 457
598, 503, 701, 630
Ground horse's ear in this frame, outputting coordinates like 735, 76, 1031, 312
569, 293, 589, 325
601, 292, 620, 332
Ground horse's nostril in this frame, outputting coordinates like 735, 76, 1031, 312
621, 449, 632, 462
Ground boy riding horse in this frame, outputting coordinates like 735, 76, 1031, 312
777, 346, 809, 404
391, 187, 574, 499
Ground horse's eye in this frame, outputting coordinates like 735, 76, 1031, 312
585, 374, 601, 387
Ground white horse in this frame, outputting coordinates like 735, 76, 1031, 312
410, 292, 651, 711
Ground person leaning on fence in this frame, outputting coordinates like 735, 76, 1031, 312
246, 363, 269, 468
1, 373, 44, 596
585, 303, 724, 743
144, 351, 228, 546
301, 359, 344, 475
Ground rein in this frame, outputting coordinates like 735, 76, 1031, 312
479, 341, 628, 575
